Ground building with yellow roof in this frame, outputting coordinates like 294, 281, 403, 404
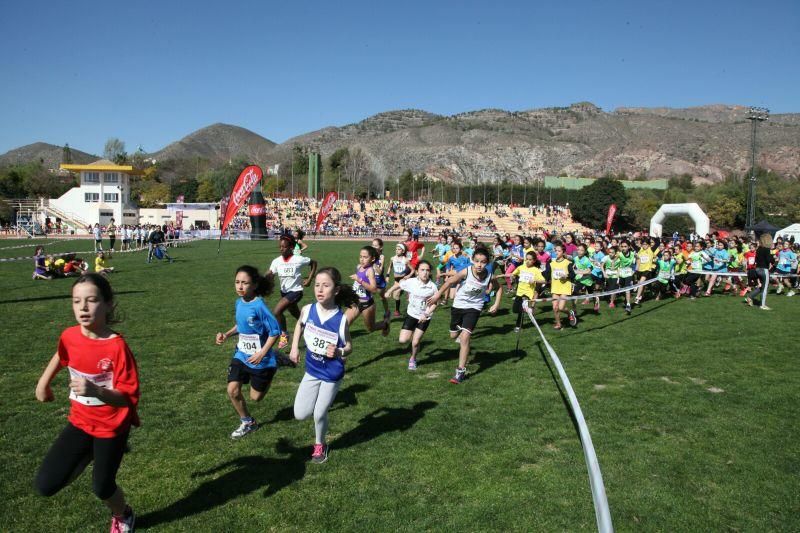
55, 159, 142, 227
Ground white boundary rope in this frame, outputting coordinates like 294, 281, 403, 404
0, 237, 196, 263
522, 300, 614, 533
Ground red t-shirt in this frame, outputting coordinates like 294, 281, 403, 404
743, 250, 756, 270
404, 240, 424, 269
57, 325, 140, 438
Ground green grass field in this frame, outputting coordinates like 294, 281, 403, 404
0, 238, 798, 532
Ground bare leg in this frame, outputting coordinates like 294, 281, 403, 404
227, 381, 250, 419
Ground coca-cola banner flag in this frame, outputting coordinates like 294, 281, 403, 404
220, 166, 263, 235
315, 191, 338, 231
605, 204, 618, 235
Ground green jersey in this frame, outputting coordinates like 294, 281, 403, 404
603, 255, 620, 279
617, 251, 636, 278
656, 259, 675, 284
573, 255, 594, 286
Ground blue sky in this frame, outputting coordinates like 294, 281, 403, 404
1, 0, 797, 155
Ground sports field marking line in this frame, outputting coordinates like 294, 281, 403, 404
523, 300, 614, 533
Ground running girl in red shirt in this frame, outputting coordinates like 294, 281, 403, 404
34, 274, 139, 533
402, 228, 425, 270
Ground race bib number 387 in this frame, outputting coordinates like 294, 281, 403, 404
304, 323, 339, 356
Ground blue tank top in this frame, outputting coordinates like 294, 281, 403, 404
304, 303, 346, 382
374, 257, 386, 288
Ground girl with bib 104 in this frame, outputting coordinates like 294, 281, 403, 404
216, 266, 281, 439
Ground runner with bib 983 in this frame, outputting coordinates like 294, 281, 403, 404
267, 235, 318, 350
215, 266, 281, 439
427, 247, 502, 384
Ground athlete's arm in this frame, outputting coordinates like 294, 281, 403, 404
488, 277, 503, 314
429, 269, 466, 304
216, 325, 238, 345
303, 259, 318, 287
35, 353, 61, 402
289, 305, 310, 364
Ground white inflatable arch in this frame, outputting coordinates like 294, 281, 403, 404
650, 203, 710, 238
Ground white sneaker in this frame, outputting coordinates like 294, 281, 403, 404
759, 305, 772, 311
776, 285, 783, 294
231, 420, 259, 439
787, 290, 795, 297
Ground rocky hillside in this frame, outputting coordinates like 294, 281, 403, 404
0, 142, 96, 170
268, 103, 800, 184
149, 123, 276, 164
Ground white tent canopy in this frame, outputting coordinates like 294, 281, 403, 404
650, 203, 710, 238
775, 223, 800, 242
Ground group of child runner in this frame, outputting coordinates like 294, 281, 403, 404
31, 227, 798, 532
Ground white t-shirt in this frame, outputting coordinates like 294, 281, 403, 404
270, 254, 312, 293
453, 267, 491, 311
93, 227, 102, 240
400, 277, 437, 320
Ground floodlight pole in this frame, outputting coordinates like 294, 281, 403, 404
745, 107, 769, 231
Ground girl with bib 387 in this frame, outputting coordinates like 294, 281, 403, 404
290, 268, 359, 464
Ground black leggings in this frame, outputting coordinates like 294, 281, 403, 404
34, 423, 129, 500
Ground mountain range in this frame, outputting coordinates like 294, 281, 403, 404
2, 103, 798, 183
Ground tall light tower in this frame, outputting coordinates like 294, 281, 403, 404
745, 106, 769, 230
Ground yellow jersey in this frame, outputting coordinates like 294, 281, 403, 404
512, 264, 545, 299
549, 257, 573, 295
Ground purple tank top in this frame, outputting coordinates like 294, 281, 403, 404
354, 266, 373, 302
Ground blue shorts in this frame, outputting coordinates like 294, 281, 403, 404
280, 290, 303, 304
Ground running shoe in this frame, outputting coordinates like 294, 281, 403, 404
553, 323, 562, 330
514, 326, 521, 333
449, 368, 466, 384
582, 298, 590, 305
776, 285, 783, 294
634, 295, 642, 305
608, 301, 615, 309
593, 301, 600, 312
759, 305, 772, 311
311, 443, 328, 464
231, 420, 259, 439
408, 357, 417, 371
744, 297, 753, 307
624, 303, 632, 315
110, 506, 135, 533
739, 288, 748, 297
568, 310, 578, 327
277, 333, 289, 350
787, 290, 796, 297
393, 310, 402, 318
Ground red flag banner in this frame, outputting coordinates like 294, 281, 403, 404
175, 210, 184, 228
315, 191, 338, 232
605, 204, 618, 234
220, 166, 263, 235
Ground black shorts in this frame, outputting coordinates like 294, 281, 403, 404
605, 278, 620, 291
402, 315, 431, 332
449, 306, 482, 334
280, 290, 303, 304
227, 359, 277, 392
357, 299, 375, 313
619, 276, 634, 288
572, 282, 593, 296
591, 274, 604, 285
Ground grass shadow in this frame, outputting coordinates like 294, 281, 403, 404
267, 383, 370, 422
332, 401, 438, 451
137, 444, 307, 529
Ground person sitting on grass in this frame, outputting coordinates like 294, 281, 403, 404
33, 246, 52, 280
94, 252, 114, 275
